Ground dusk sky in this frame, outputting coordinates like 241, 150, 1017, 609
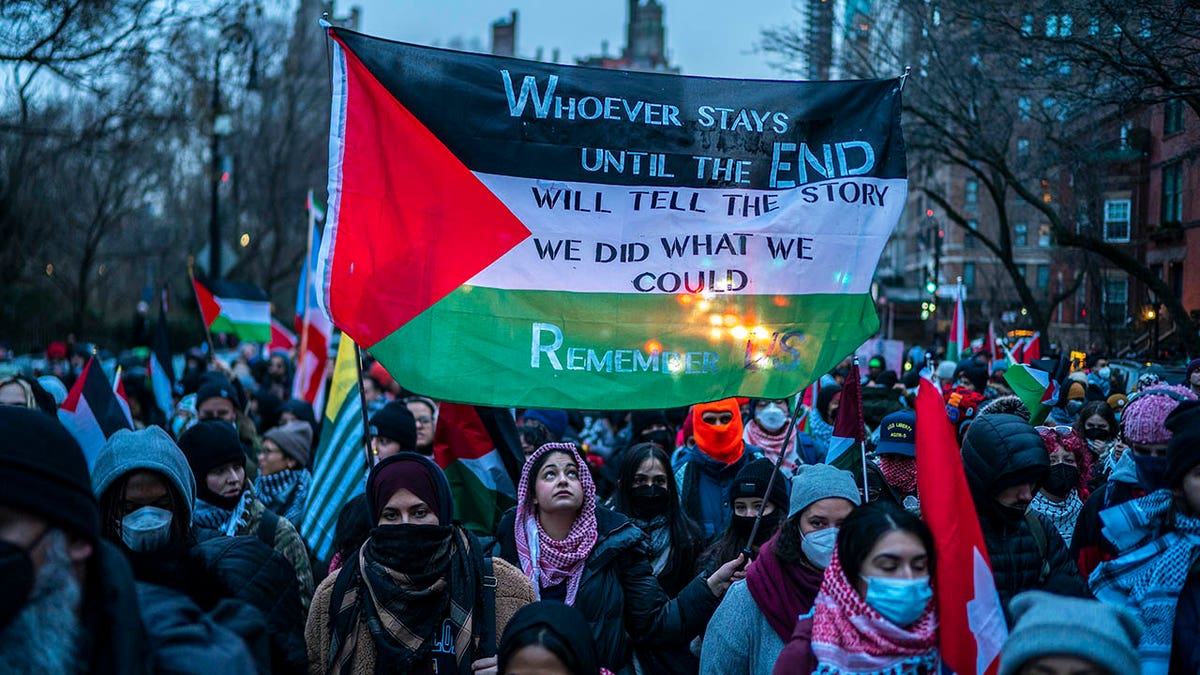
349, 0, 800, 79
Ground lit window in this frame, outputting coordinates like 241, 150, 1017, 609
1015, 222, 1028, 247
1038, 224, 1052, 246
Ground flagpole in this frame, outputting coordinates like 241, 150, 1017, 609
853, 356, 870, 503
353, 342, 374, 472
294, 193, 316, 399
742, 385, 808, 559
188, 258, 217, 363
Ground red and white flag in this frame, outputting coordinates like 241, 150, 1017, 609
915, 373, 1007, 674
292, 192, 332, 416
1023, 332, 1041, 363
270, 318, 297, 352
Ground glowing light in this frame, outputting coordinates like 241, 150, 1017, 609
697, 300, 711, 312
708, 314, 723, 326
45, 264, 54, 276
644, 339, 662, 353
751, 326, 769, 340
730, 325, 749, 340
904, 361, 913, 371
239, 233, 250, 247
677, 294, 693, 306
722, 314, 739, 327
1020, 308, 1028, 316
709, 327, 723, 340
772, 296, 789, 307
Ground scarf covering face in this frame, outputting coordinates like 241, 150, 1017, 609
329, 524, 481, 675
744, 418, 801, 473
254, 468, 311, 526
1029, 489, 1084, 547
516, 443, 598, 605
745, 533, 825, 640
192, 489, 254, 536
1089, 489, 1200, 673
878, 456, 918, 495
692, 399, 745, 465
811, 550, 939, 675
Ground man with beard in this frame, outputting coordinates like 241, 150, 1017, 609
0, 406, 151, 673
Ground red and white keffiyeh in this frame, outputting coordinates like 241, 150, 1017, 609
515, 442, 598, 606
811, 550, 940, 675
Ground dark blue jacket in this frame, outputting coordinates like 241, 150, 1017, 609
673, 446, 764, 539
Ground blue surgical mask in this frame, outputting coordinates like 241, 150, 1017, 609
800, 527, 838, 569
864, 575, 933, 627
1131, 453, 1168, 491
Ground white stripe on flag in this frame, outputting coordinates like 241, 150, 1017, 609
58, 397, 107, 470
301, 396, 365, 561
215, 297, 271, 325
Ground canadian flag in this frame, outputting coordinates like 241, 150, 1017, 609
916, 373, 1007, 674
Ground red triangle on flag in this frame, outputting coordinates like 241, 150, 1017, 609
326, 37, 532, 347
192, 278, 222, 329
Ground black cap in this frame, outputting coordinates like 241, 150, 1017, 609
0, 407, 99, 542
369, 401, 417, 450
178, 420, 246, 505
196, 377, 237, 409
1165, 401, 1200, 488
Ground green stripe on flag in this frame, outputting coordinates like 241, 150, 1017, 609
1004, 363, 1054, 426
443, 456, 516, 536
372, 288, 879, 409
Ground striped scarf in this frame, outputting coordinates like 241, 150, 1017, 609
811, 550, 939, 675
255, 469, 311, 527
1029, 490, 1083, 547
1089, 490, 1200, 674
744, 420, 800, 473
515, 443, 597, 606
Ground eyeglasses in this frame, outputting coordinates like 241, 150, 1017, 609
413, 416, 433, 426
1035, 425, 1074, 435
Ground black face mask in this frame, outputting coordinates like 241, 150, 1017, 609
628, 485, 670, 519
0, 529, 48, 629
1042, 464, 1079, 498
994, 502, 1029, 524
368, 524, 454, 573
1084, 427, 1111, 441
731, 510, 783, 547
640, 429, 675, 453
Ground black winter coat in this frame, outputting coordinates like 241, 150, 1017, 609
961, 414, 1090, 617
192, 531, 308, 674
496, 506, 721, 673
83, 541, 152, 675
1172, 572, 1200, 674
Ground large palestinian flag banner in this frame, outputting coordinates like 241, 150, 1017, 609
317, 27, 907, 409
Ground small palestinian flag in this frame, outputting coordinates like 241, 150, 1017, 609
192, 277, 271, 343
58, 357, 132, 469
433, 403, 524, 536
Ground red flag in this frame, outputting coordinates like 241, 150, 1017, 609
1023, 332, 1041, 363
987, 321, 1001, 366
827, 360, 865, 480
432, 403, 524, 536
270, 318, 297, 352
915, 374, 1007, 674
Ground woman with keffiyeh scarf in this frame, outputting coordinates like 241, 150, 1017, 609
494, 442, 744, 674
306, 453, 536, 674
1028, 426, 1091, 547
774, 501, 939, 675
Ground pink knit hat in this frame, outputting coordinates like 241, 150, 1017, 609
1121, 384, 1197, 445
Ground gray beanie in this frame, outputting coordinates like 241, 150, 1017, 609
788, 464, 862, 518
999, 591, 1142, 675
262, 420, 313, 468
92, 426, 197, 523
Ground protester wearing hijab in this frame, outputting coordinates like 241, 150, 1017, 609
774, 501, 939, 674
700, 464, 861, 673
1028, 426, 1090, 547
498, 602, 609, 675
699, 457, 790, 576
673, 398, 765, 538
496, 442, 742, 672
743, 398, 803, 473
1071, 384, 1198, 578
1089, 400, 1200, 673
255, 420, 313, 528
178, 419, 314, 607
307, 453, 535, 674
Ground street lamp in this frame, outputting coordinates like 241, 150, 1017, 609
208, 22, 259, 280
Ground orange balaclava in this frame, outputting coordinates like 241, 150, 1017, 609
692, 398, 745, 465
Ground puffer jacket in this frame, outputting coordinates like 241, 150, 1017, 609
496, 506, 721, 673
84, 541, 153, 675
193, 531, 308, 674
961, 413, 1089, 617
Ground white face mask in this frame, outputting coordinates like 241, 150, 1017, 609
800, 527, 838, 569
757, 404, 788, 432
121, 506, 173, 553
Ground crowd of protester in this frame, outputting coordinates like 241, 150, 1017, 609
1, 344, 1199, 674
